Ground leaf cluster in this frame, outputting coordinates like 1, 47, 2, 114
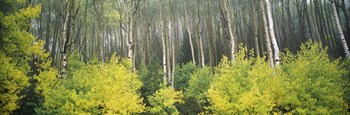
207, 41, 348, 114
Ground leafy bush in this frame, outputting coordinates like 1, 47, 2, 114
139, 57, 163, 105
0, 52, 29, 114
207, 42, 347, 114
0, 3, 41, 114
181, 66, 212, 114
66, 50, 86, 77
174, 62, 198, 91
281, 42, 347, 113
148, 86, 184, 114
35, 55, 145, 114
341, 59, 350, 111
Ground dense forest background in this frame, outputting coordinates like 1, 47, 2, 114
1, 0, 350, 114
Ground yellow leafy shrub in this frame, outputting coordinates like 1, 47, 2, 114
36, 55, 145, 114
207, 42, 347, 114
0, 3, 41, 114
148, 86, 184, 114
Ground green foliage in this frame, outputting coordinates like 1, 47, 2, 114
0, 52, 29, 114
35, 55, 145, 114
180, 66, 212, 114
341, 59, 350, 111
0, 5, 41, 68
281, 42, 347, 114
0, 3, 41, 114
207, 42, 347, 114
174, 62, 198, 91
148, 86, 184, 114
67, 50, 85, 77
139, 57, 163, 105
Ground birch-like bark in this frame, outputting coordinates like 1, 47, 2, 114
223, 0, 235, 61
261, 0, 274, 67
184, 1, 196, 65
332, 1, 350, 58
197, 16, 205, 67
166, 20, 171, 84
171, 22, 175, 88
252, 5, 260, 57
159, 2, 167, 84
265, 0, 280, 65
61, 0, 72, 79
168, 18, 173, 86
127, 0, 134, 67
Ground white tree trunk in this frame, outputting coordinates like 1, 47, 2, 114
61, 0, 71, 79
159, 2, 167, 84
161, 23, 167, 84
171, 22, 175, 88
184, 2, 196, 65
261, 0, 274, 67
61, 53, 67, 79
265, 0, 280, 65
224, 0, 235, 61
127, 0, 134, 66
197, 17, 205, 68
332, 2, 350, 58
166, 21, 171, 84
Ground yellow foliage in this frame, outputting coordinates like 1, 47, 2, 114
0, 52, 29, 115
36, 55, 145, 114
207, 41, 347, 114
0, 3, 41, 114
148, 86, 184, 114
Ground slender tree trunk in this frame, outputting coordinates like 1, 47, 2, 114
223, 0, 235, 61
171, 24, 175, 88
61, 0, 72, 79
197, 16, 205, 67
159, 2, 167, 84
332, 1, 350, 58
265, 0, 280, 65
211, 15, 217, 67
195, 0, 205, 68
51, 16, 59, 66
184, 1, 196, 65
252, 4, 260, 57
166, 20, 171, 84
170, 4, 176, 87
44, 0, 51, 51
127, 0, 134, 69
161, 23, 167, 84
261, 0, 274, 67
82, 0, 88, 62
341, 0, 350, 45
119, 18, 124, 57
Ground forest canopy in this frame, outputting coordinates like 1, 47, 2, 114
1, 0, 350, 114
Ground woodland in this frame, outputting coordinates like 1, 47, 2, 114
1, 0, 350, 114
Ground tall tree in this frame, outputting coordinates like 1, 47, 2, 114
223, 0, 236, 61
332, 0, 350, 58
261, 0, 274, 67
126, 0, 135, 70
265, 0, 280, 65
159, 0, 167, 85
197, 0, 205, 67
184, 0, 196, 65
60, 0, 76, 79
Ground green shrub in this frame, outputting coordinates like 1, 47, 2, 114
35, 55, 145, 114
181, 66, 212, 114
174, 62, 198, 91
148, 86, 184, 114
207, 42, 347, 114
341, 59, 350, 111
